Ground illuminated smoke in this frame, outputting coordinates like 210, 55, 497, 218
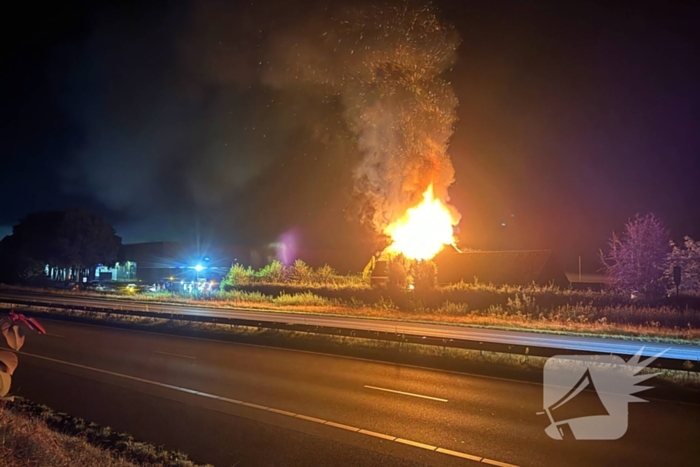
263, 1, 461, 235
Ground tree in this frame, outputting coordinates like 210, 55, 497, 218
600, 213, 670, 298
666, 236, 700, 295
57, 209, 122, 281
0, 235, 46, 282
0, 209, 121, 283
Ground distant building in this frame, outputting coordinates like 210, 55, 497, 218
565, 272, 609, 291
118, 242, 232, 283
115, 241, 374, 282
95, 262, 136, 281
434, 249, 568, 287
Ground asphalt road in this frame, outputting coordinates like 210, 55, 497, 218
10, 318, 700, 467
2, 289, 700, 362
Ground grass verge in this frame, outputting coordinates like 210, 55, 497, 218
1, 398, 210, 467
4, 283, 700, 344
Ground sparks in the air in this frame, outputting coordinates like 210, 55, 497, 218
383, 185, 457, 261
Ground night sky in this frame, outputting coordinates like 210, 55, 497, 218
2, 0, 699, 270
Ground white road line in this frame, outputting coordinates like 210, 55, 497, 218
436, 448, 482, 462
154, 351, 196, 359
363, 385, 448, 402
395, 438, 437, 451
324, 421, 360, 432
482, 458, 520, 467
358, 429, 396, 441
219, 396, 243, 404
295, 414, 327, 424
241, 402, 269, 410
17, 350, 518, 467
44, 333, 64, 338
267, 408, 297, 417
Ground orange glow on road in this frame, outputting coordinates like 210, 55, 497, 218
384, 185, 458, 261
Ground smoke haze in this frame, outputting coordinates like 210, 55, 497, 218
6, 0, 700, 268
263, 2, 461, 232
59, 0, 461, 247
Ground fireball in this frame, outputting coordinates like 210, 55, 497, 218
384, 185, 458, 261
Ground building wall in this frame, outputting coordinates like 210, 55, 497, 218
95, 262, 137, 281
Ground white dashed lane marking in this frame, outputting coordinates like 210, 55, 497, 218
364, 384, 448, 402
154, 351, 196, 359
19, 350, 519, 467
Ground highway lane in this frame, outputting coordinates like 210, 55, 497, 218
10, 318, 700, 467
3, 288, 700, 361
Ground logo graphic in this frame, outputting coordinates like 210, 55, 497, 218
540, 348, 666, 440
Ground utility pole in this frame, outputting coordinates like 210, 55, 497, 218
578, 256, 582, 283
195, 211, 201, 260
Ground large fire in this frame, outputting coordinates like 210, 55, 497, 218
383, 185, 458, 261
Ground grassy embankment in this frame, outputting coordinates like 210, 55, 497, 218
6, 304, 699, 391
5, 259, 700, 343
0, 398, 209, 467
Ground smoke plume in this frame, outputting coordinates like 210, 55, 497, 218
58, 0, 461, 247
263, 1, 461, 233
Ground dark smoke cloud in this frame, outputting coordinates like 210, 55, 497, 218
262, 2, 461, 232
9, 0, 700, 266
62, 2, 289, 242
62, 0, 460, 245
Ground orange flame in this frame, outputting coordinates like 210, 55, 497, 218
384, 185, 458, 261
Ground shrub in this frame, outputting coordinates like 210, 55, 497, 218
220, 260, 370, 290
412, 260, 438, 292
666, 236, 700, 295
387, 255, 410, 290
256, 260, 287, 284
313, 264, 336, 285
288, 260, 314, 285
221, 263, 254, 289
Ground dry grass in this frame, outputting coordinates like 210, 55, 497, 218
0, 399, 209, 467
0, 405, 139, 467
121, 293, 700, 344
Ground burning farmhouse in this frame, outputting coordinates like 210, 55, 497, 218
265, 4, 564, 287
266, 4, 462, 264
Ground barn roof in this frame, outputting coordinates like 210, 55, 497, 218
434, 249, 564, 286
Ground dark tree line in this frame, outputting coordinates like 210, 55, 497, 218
0, 209, 121, 284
